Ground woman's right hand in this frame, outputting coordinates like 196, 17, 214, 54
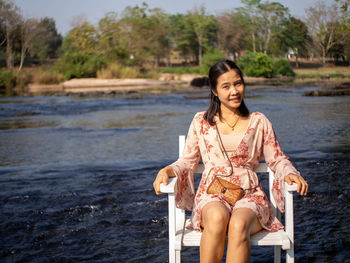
153, 166, 176, 195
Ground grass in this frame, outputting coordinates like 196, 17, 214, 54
156, 66, 201, 75
294, 66, 350, 78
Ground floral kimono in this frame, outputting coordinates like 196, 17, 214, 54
170, 111, 300, 232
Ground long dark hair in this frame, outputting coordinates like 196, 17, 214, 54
204, 60, 249, 125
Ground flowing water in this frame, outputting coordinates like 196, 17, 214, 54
0, 86, 349, 263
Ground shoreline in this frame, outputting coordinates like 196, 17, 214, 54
15, 74, 350, 97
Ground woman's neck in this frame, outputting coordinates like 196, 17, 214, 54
220, 105, 239, 120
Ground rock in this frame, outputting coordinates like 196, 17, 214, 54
190, 76, 209, 88
303, 82, 350, 96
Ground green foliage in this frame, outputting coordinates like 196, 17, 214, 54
97, 63, 139, 79
29, 17, 63, 59
34, 70, 64, 84
199, 49, 227, 75
238, 52, 295, 78
0, 69, 32, 95
273, 59, 295, 77
157, 66, 201, 74
55, 52, 106, 79
238, 52, 275, 78
0, 70, 17, 90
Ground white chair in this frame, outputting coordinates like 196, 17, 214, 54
160, 135, 298, 263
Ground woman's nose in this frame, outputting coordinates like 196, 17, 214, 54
230, 86, 238, 95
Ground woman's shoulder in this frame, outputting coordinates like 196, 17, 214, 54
193, 111, 206, 121
250, 111, 271, 125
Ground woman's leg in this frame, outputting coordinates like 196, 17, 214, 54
200, 201, 230, 263
226, 208, 262, 263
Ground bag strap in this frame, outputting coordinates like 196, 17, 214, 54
215, 122, 257, 191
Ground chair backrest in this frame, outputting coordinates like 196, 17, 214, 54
178, 135, 280, 218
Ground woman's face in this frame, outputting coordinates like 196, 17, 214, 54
213, 70, 245, 112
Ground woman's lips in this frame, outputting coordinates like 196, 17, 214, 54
229, 97, 240, 102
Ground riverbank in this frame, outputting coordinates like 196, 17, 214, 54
3, 64, 349, 97
25, 74, 350, 97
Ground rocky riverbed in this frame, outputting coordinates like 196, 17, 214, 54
303, 82, 350, 96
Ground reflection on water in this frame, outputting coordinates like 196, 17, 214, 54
0, 87, 350, 262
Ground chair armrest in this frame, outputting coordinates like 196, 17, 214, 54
285, 182, 298, 192
160, 177, 177, 194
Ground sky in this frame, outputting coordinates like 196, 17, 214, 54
13, 0, 335, 36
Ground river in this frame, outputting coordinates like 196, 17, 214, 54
0, 85, 349, 262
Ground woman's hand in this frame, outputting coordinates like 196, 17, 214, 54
153, 166, 176, 195
284, 173, 308, 196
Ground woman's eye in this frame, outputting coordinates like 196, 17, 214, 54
234, 81, 242, 86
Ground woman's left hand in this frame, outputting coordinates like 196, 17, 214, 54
284, 174, 308, 196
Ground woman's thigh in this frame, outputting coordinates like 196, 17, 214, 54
201, 201, 231, 230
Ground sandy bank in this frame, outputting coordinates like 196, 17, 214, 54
27, 78, 188, 95
25, 73, 350, 96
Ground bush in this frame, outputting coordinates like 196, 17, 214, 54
97, 63, 140, 79
55, 52, 106, 79
34, 70, 65, 84
157, 66, 200, 75
0, 70, 17, 91
238, 52, 275, 78
273, 59, 295, 77
0, 69, 32, 95
200, 49, 227, 75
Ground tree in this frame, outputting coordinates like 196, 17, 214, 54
29, 17, 62, 59
98, 12, 128, 63
258, 1, 289, 54
62, 19, 99, 55
185, 6, 218, 65
236, 0, 262, 53
335, 0, 350, 30
216, 12, 247, 58
19, 18, 39, 71
276, 17, 310, 66
0, 0, 21, 69
236, 0, 290, 54
305, 1, 342, 64
147, 8, 171, 66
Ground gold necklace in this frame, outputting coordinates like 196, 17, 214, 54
223, 115, 240, 131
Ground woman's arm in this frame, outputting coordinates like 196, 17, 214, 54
153, 114, 201, 209
262, 115, 308, 210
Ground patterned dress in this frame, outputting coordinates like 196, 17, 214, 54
170, 111, 301, 232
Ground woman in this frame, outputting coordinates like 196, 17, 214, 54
153, 60, 308, 263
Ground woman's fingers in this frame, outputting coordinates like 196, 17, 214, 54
285, 174, 308, 196
153, 170, 169, 195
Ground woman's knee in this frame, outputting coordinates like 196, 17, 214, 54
202, 203, 230, 235
228, 217, 250, 244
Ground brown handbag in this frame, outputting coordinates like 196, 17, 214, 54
207, 177, 244, 205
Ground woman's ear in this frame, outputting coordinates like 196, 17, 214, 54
212, 90, 218, 97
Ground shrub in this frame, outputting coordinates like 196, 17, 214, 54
34, 70, 65, 84
238, 52, 275, 78
273, 59, 295, 77
0, 70, 17, 91
97, 63, 140, 79
55, 52, 106, 79
157, 66, 201, 75
0, 69, 32, 95
200, 49, 227, 75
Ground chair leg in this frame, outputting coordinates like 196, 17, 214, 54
286, 243, 294, 263
175, 250, 181, 263
274, 245, 281, 263
169, 247, 175, 263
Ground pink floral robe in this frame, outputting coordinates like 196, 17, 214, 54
170, 111, 301, 232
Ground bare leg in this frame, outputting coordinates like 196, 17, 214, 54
200, 201, 230, 263
226, 208, 262, 263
